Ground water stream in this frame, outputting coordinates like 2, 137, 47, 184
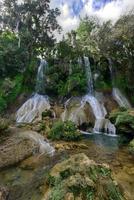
108, 58, 131, 108
83, 56, 116, 135
16, 59, 50, 123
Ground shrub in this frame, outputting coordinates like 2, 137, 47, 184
0, 118, 9, 132
48, 121, 82, 141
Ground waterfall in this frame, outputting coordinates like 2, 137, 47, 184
83, 56, 116, 135
35, 59, 47, 94
112, 88, 131, 108
108, 58, 131, 109
20, 131, 55, 156
16, 59, 50, 123
84, 56, 94, 95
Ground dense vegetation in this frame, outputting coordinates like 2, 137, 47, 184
0, 0, 134, 113
48, 121, 81, 141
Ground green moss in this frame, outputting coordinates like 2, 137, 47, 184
0, 75, 23, 113
42, 110, 53, 118
128, 139, 134, 154
109, 109, 134, 135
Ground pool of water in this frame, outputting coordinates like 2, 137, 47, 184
0, 134, 133, 200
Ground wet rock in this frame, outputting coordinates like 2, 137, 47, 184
42, 153, 125, 200
103, 95, 119, 114
0, 132, 39, 169
128, 139, 134, 154
54, 142, 88, 151
16, 94, 50, 123
0, 186, 9, 200
109, 109, 134, 135
61, 97, 95, 127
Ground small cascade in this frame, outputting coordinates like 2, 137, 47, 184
84, 56, 94, 95
83, 56, 116, 135
16, 94, 50, 123
16, 59, 50, 123
108, 58, 131, 109
113, 88, 131, 109
20, 131, 55, 156
36, 59, 47, 94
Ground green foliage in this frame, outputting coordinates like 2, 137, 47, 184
48, 121, 82, 141
0, 75, 23, 113
0, 96, 7, 113
95, 80, 112, 91
0, 31, 29, 77
46, 61, 87, 97
2, 0, 61, 57
42, 110, 53, 118
49, 183, 65, 200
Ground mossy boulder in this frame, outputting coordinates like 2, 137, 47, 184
128, 139, 134, 154
109, 109, 134, 135
0, 118, 9, 133
42, 153, 124, 200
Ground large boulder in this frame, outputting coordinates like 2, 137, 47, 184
61, 97, 95, 127
109, 109, 134, 135
0, 130, 55, 169
0, 133, 38, 169
42, 153, 124, 200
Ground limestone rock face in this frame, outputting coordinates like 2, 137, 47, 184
61, 97, 95, 127
0, 134, 38, 169
103, 95, 119, 114
42, 153, 125, 200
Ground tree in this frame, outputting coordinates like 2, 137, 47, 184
76, 16, 100, 58
1, 0, 61, 61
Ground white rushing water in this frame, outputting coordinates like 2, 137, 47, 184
16, 94, 50, 123
16, 60, 54, 156
108, 58, 131, 109
83, 56, 116, 135
113, 88, 131, 109
16, 59, 50, 123
20, 131, 55, 156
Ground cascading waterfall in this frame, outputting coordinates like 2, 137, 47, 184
108, 58, 131, 109
20, 131, 55, 156
35, 59, 47, 94
112, 88, 131, 108
83, 56, 116, 135
16, 59, 50, 123
16, 59, 54, 156
84, 56, 94, 95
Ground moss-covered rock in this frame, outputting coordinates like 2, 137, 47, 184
42, 153, 124, 200
0, 118, 9, 133
109, 109, 134, 135
128, 139, 134, 154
